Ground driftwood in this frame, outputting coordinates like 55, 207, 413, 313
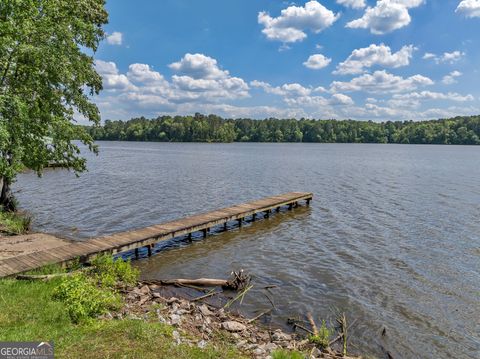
307, 312, 319, 336
142, 270, 251, 291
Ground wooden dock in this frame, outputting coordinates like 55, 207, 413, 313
0, 192, 312, 278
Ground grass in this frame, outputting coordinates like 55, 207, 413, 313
0, 210, 31, 234
0, 278, 249, 358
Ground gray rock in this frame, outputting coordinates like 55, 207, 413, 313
172, 330, 181, 345
170, 314, 181, 326
263, 342, 278, 351
198, 304, 214, 316
197, 340, 207, 349
253, 347, 265, 356
311, 347, 322, 357
221, 321, 247, 332
272, 330, 292, 342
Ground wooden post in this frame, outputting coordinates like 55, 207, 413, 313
252, 213, 256, 221
224, 222, 228, 230
294, 201, 298, 208
134, 248, 139, 259
202, 228, 208, 238
238, 218, 242, 227
264, 210, 270, 218
147, 245, 152, 257
276, 207, 280, 212
188, 233, 192, 242
288, 203, 293, 210
306, 198, 311, 205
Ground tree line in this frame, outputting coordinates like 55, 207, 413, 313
86, 113, 480, 145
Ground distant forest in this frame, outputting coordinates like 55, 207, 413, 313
86, 114, 480, 145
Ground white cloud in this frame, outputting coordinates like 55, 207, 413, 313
423, 50, 466, 64
422, 52, 436, 60
303, 54, 332, 69
251, 80, 354, 110
169, 53, 228, 79
336, 0, 366, 9
96, 53, 249, 115
456, 0, 480, 18
106, 31, 123, 45
127, 64, 167, 84
441, 51, 465, 63
392, 90, 474, 103
331, 70, 434, 93
258, 1, 339, 43
95, 60, 133, 91
346, 0, 425, 34
329, 93, 355, 105
442, 70, 463, 84
250, 81, 312, 97
334, 44, 415, 75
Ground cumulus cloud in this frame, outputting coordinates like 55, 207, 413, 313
169, 53, 229, 79
258, 1, 339, 43
251, 80, 354, 109
442, 70, 463, 84
346, 0, 425, 34
329, 93, 355, 105
106, 31, 123, 45
303, 54, 332, 69
336, 0, 366, 9
334, 44, 415, 75
456, 0, 480, 18
423, 50, 466, 64
250, 81, 313, 97
331, 70, 434, 93
96, 53, 249, 115
95, 60, 133, 91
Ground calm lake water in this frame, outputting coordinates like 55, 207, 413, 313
15, 142, 480, 358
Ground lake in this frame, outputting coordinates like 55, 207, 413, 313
15, 142, 480, 358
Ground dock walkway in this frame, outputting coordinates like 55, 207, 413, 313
0, 192, 312, 278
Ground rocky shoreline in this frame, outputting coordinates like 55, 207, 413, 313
108, 282, 363, 359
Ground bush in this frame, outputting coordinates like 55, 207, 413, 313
53, 273, 121, 323
91, 255, 139, 287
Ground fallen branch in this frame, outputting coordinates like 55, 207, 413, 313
192, 289, 221, 302
307, 312, 318, 336
142, 270, 251, 291
293, 323, 315, 335
247, 308, 272, 323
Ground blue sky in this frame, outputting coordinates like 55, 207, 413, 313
93, 0, 480, 121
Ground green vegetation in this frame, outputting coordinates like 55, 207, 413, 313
52, 255, 139, 322
0, 0, 108, 210
0, 257, 249, 358
53, 273, 122, 323
0, 210, 30, 234
87, 114, 480, 145
272, 349, 305, 359
308, 320, 334, 350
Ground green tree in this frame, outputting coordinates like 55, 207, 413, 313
0, 0, 108, 210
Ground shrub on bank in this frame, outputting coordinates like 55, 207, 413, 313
52, 254, 139, 323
